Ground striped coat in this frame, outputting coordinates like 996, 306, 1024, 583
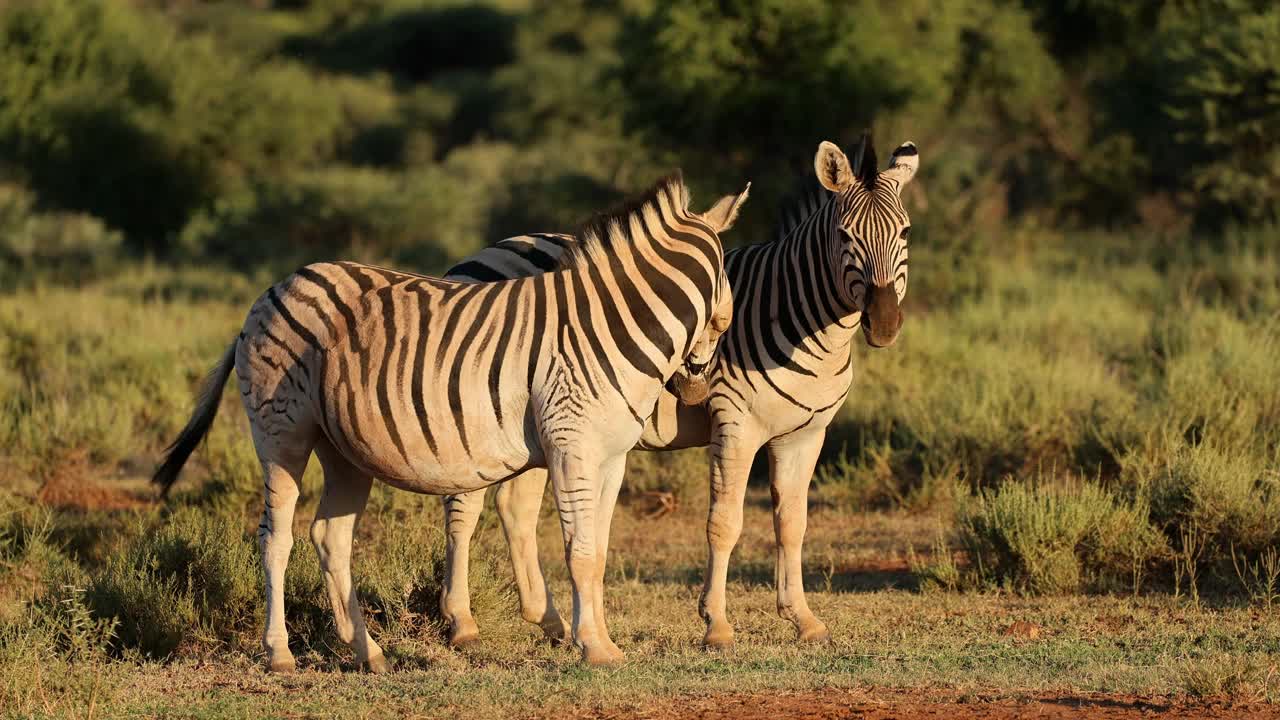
436, 137, 918, 650
152, 173, 749, 669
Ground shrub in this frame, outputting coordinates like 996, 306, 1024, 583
624, 448, 708, 501
0, 490, 82, 625
1123, 438, 1280, 557
178, 153, 520, 273
0, 184, 122, 283
78, 485, 517, 661
954, 476, 1165, 594
84, 508, 250, 658
1150, 308, 1280, 453
0, 0, 345, 247
356, 486, 515, 642
0, 280, 242, 474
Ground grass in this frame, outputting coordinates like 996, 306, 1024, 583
1, 228, 1279, 716
4, 492, 1280, 718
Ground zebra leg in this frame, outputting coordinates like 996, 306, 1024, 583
589, 454, 627, 662
312, 438, 389, 673
767, 429, 830, 644
547, 445, 618, 666
440, 489, 486, 648
700, 424, 765, 651
494, 469, 565, 643
253, 442, 310, 674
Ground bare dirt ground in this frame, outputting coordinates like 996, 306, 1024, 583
574, 688, 1280, 720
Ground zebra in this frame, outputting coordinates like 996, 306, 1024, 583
437, 135, 918, 650
151, 172, 750, 670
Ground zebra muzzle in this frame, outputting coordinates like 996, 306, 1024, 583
862, 283, 903, 348
667, 359, 711, 405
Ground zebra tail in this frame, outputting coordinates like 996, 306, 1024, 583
152, 339, 238, 498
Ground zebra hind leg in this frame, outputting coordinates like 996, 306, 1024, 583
252, 436, 312, 674
494, 469, 565, 643
312, 437, 389, 672
440, 489, 486, 648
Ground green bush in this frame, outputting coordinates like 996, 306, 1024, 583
76, 486, 517, 660
0, 183, 122, 282
625, 447, 707, 501
1152, 1, 1280, 225
1124, 438, 1280, 557
0, 0, 344, 247
1150, 307, 1280, 452
84, 508, 250, 657
357, 485, 515, 642
178, 151, 521, 273
833, 258, 1141, 488
0, 490, 82, 625
954, 477, 1165, 594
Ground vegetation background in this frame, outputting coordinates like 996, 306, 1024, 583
1, 0, 1279, 716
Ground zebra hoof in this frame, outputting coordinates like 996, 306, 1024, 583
798, 623, 831, 644
366, 654, 392, 674
449, 631, 481, 650
703, 631, 735, 653
267, 656, 297, 674
582, 644, 625, 667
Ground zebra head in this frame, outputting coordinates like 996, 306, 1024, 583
814, 135, 918, 348
667, 183, 749, 404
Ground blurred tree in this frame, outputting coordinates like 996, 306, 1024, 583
1153, 0, 1280, 226
0, 0, 344, 250
0, 0, 1275, 269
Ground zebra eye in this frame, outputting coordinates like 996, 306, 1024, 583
900, 226, 912, 239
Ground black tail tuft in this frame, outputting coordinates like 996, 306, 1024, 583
152, 340, 238, 498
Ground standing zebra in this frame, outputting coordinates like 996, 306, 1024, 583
152, 173, 749, 670
438, 136, 918, 650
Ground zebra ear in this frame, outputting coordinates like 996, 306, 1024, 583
814, 141, 853, 192
701, 182, 751, 233
881, 141, 919, 191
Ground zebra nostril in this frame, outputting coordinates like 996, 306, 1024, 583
685, 360, 707, 375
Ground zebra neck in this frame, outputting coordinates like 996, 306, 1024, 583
549, 245, 708, 377
778, 197, 861, 331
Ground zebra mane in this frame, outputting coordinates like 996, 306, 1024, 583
776, 132, 879, 241
853, 130, 879, 191
774, 174, 831, 242
560, 171, 690, 269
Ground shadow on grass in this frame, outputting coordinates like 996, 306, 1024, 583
631, 559, 919, 594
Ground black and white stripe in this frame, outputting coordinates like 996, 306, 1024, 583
437, 136, 920, 649
152, 172, 749, 668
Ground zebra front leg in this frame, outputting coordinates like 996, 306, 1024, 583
313, 439, 389, 672
547, 445, 618, 665
589, 454, 627, 662
767, 429, 830, 644
440, 489, 486, 648
494, 469, 565, 643
700, 425, 764, 651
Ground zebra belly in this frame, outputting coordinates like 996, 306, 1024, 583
636, 390, 712, 450
316, 348, 540, 496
